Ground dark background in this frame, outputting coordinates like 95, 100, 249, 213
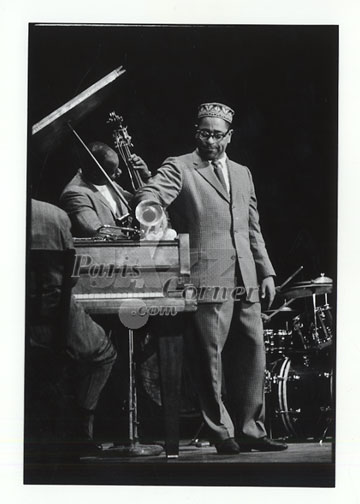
26, 23, 337, 487
28, 23, 338, 286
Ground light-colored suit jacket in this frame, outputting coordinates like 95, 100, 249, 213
60, 171, 132, 237
133, 151, 275, 302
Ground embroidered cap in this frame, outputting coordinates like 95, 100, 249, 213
197, 102, 235, 124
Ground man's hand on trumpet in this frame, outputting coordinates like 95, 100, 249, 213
135, 200, 177, 241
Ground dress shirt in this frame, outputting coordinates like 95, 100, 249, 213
92, 183, 121, 217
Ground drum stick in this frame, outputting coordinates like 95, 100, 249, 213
265, 298, 296, 321
276, 266, 303, 292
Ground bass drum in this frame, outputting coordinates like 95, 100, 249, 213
267, 353, 333, 439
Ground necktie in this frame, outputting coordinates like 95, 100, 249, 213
212, 160, 228, 192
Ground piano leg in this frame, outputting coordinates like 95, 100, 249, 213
157, 326, 184, 459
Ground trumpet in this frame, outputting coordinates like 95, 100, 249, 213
135, 200, 176, 240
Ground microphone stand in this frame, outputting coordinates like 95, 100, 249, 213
106, 327, 163, 457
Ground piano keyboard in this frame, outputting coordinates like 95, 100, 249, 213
74, 292, 165, 300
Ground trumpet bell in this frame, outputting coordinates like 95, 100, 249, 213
135, 200, 165, 228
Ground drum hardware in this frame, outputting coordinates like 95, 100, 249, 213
275, 408, 301, 415
287, 273, 334, 351
319, 416, 333, 444
264, 369, 273, 394
264, 329, 293, 354
292, 315, 309, 350
312, 292, 318, 345
292, 304, 334, 351
314, 305, 333, 349
271, 371, 301, 385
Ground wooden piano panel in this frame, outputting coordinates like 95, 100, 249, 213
71, 234, 196, 458
72, 235, 193, 308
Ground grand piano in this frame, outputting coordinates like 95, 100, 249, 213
31, 67, 198, 459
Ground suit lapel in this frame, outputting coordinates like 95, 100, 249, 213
92, 187, 117, 215
81, 179, 119, 217
193, 151, 230, 202
228, 160, 241, 203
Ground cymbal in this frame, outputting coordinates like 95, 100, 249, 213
32, 66, 126, 155
313, 273, 333, 283
264, 307, 296, 313
279, 280, 333, 299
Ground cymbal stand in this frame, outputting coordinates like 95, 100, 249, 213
312, 293, 319, 347
323, 292, 332, 316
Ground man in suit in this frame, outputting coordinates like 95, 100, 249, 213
60, 141, 150, 237
29, 199, 117, 457
133, 102, 287, 454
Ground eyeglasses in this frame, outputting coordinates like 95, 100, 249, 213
196, 129, 231, 141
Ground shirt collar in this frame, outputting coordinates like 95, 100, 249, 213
92, 182, 110, 192
209, 154, 227, 169
195, 149, 227, 167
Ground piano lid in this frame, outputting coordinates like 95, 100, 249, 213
31, 66, 126, 154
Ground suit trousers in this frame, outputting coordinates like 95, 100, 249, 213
30, 300, 118, 413
184, 297, 267, 442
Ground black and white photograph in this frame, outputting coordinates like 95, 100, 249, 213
23, 22, 338, 488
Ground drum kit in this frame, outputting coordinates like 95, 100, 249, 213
263, 271, 334, 441
138, 269, 335, 443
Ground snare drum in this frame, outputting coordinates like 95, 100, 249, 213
263, 329, 292, 354
267, 354, 333, 439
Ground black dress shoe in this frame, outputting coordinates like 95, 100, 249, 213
77, 441, 104, 458
59, 440, 104, 461
215, 437, 240, 455
238, 436, 288, 452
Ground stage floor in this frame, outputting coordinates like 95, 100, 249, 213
24, 439, 335, 487
82, 439, 333, 464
